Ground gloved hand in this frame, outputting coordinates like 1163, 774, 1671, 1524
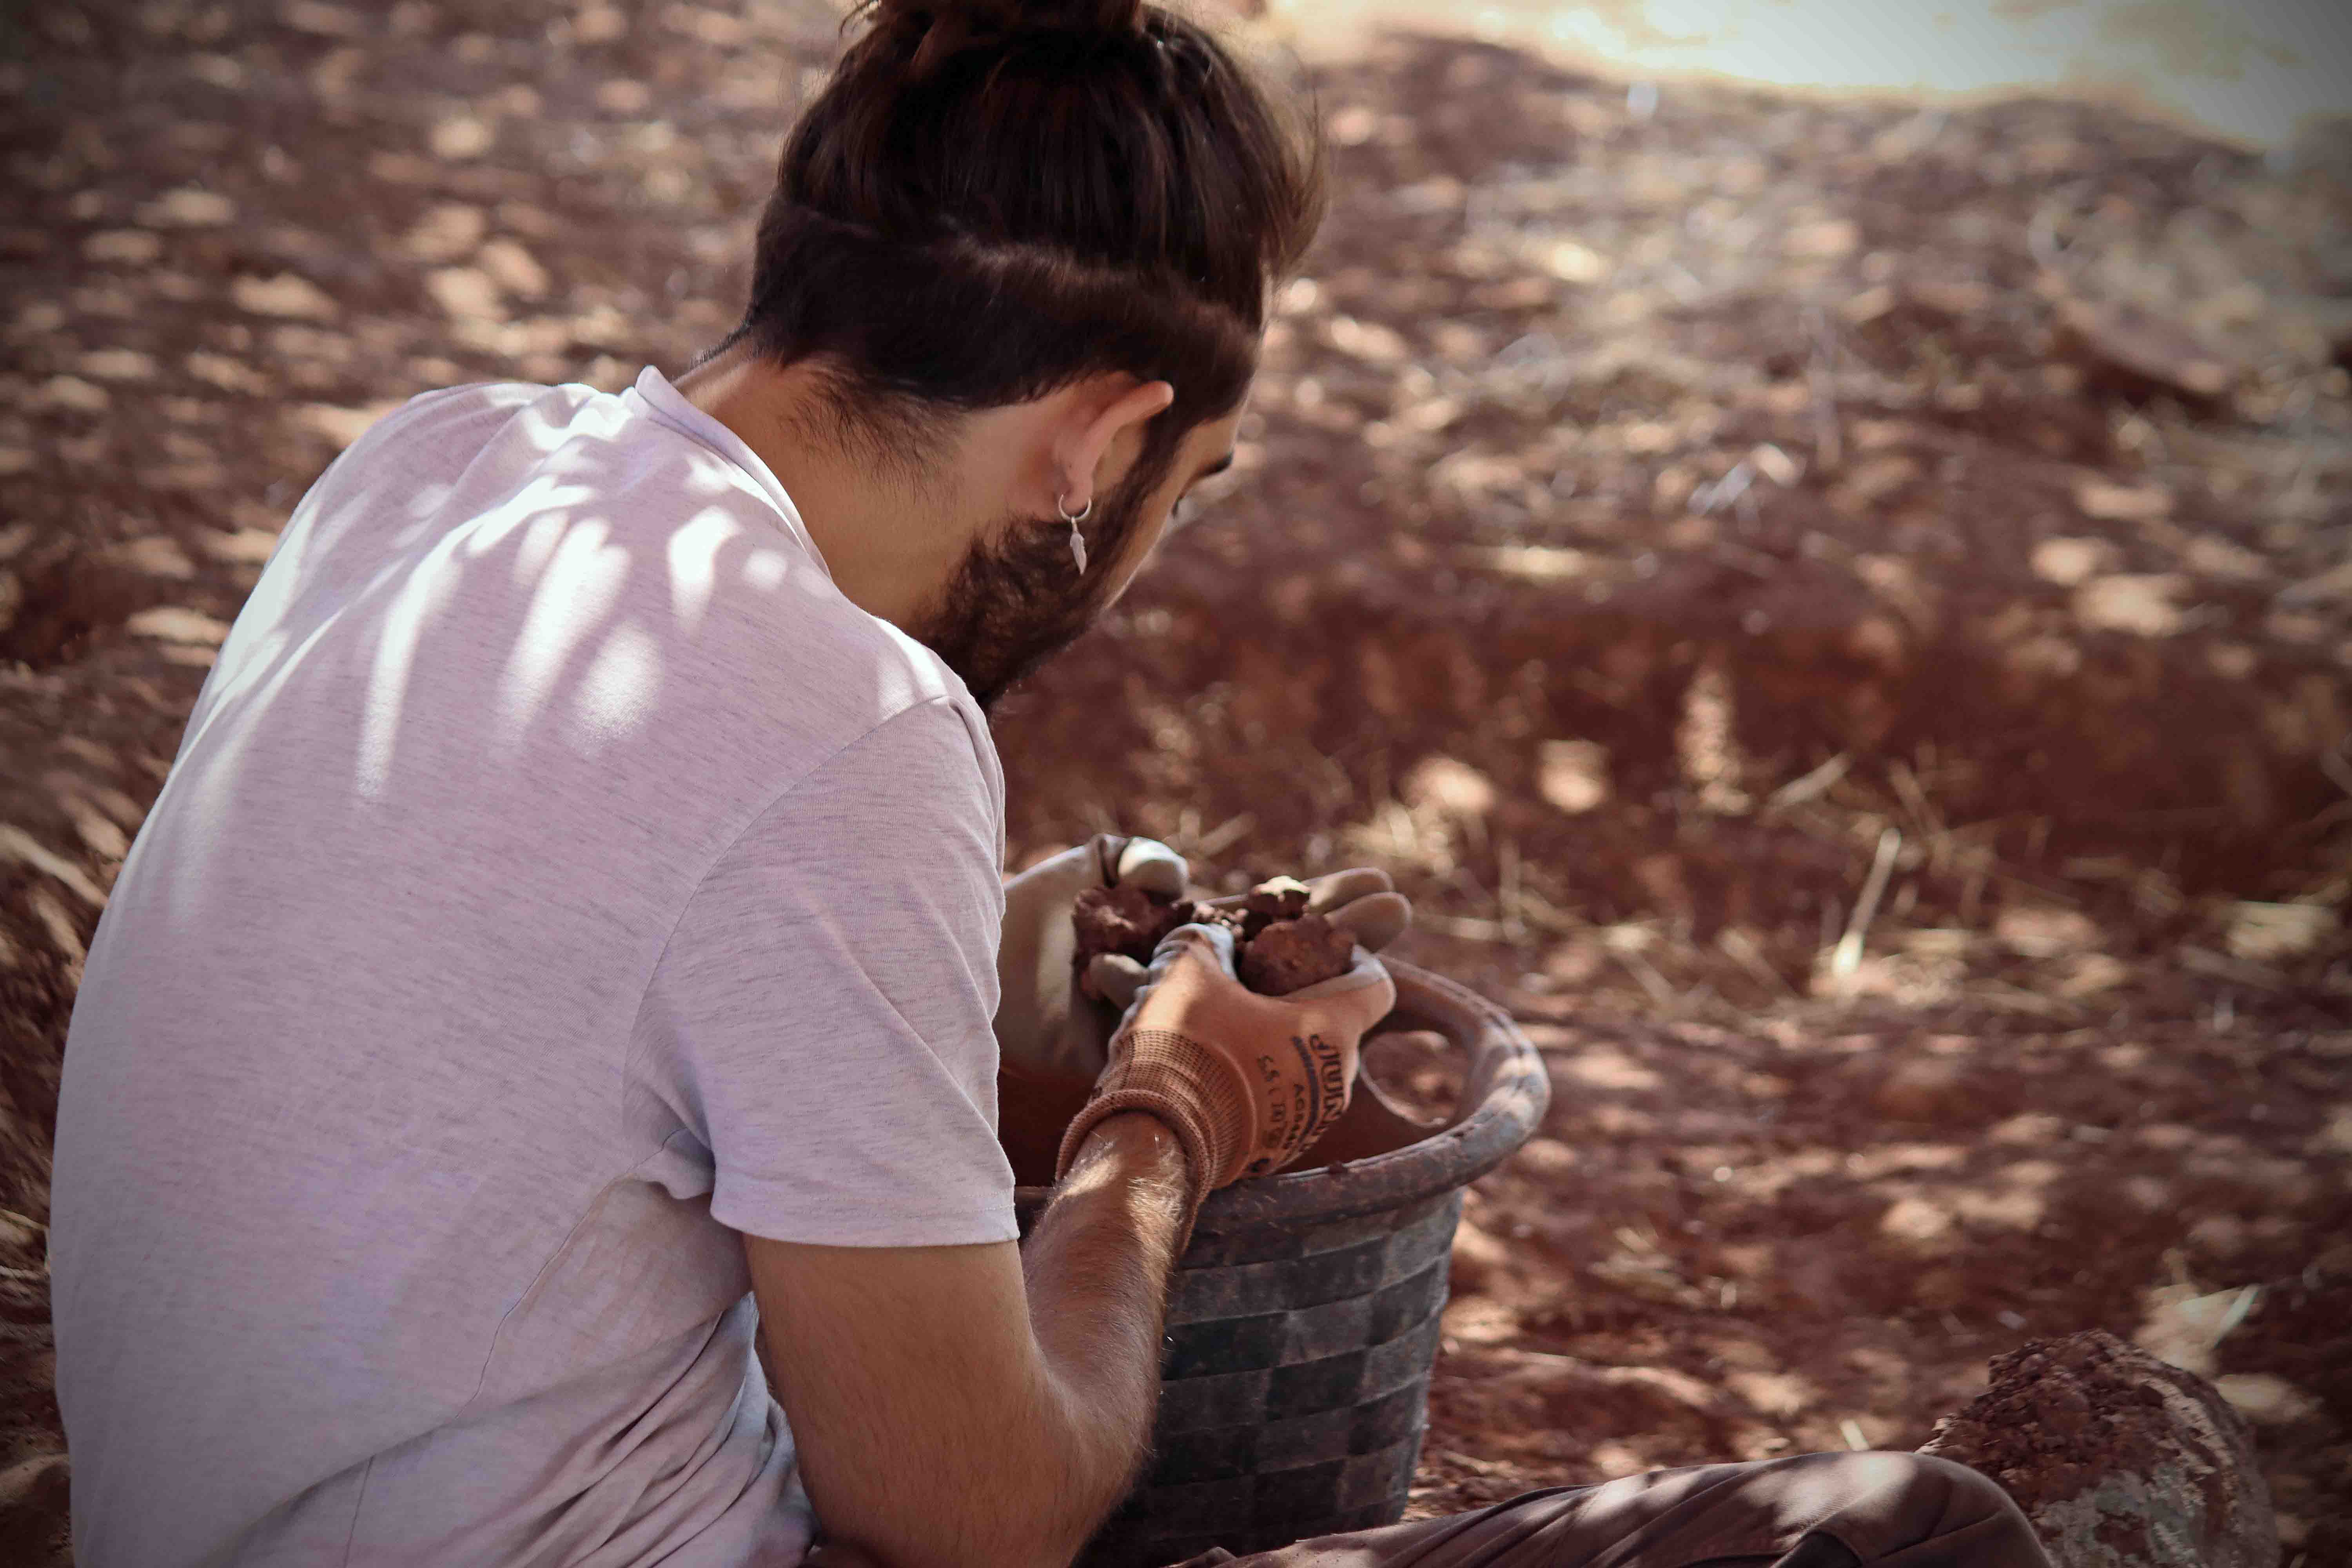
995, 834, 1189, 1082
1085, 866, 1416, 1013
1054, 922, 1397, 1231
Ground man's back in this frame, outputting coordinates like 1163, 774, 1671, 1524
48, 370, 1016, 1565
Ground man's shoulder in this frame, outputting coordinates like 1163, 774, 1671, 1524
704, 561, 995, 787
362, 378, 590, 452
772, 682, 1002, 860
318, 375, 1002, 822
641, 566, 1000, 854
853, 683, 998, 792
392, 379, 978, 741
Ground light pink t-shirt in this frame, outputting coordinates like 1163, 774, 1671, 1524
49, 368, 1018, 1566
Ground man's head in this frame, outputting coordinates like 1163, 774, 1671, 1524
708, 0, 1324, 706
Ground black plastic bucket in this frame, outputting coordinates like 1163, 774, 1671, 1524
1012, 961, 1550, 1565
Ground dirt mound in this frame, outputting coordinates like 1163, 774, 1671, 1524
1922, 1328, 2276, 1566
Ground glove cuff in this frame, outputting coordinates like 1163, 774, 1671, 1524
1053, 1088, 1212, 1257
1054, 1025, 1258, 1252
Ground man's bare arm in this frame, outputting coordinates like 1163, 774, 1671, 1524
754, 928, 1392, 1566
745, 1112, 1190, 1568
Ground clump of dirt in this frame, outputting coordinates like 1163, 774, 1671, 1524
1922, 1328, 2277, 1567
1235, 876, 1313, 937
1240, 914, 1358, 997
1924, 1330, 2172, 1513
1070, 884, 1194, 983
1071, 875, 1358, 998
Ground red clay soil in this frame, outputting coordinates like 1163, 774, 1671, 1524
1238, 913, 1357, 996
1921, 1329, 2277, 1566
1071, 876, 1357, 996
1929, 1335, 2187, 1520
1073, 884, 1198, 995
2, 2, 2348, 1563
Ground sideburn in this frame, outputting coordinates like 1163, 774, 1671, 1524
911, 457, 1164, 712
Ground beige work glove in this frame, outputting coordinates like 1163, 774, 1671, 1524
1055, 922, 1397, 1237
995, 834, 1189, 1082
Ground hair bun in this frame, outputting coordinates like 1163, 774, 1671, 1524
872, 0, 1147, 77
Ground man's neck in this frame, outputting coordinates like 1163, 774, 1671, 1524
671, 344, 964, 632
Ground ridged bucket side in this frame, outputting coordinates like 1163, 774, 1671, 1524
1076, 1191, 1463, 1566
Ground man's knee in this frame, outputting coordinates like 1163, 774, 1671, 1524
1905, 1453, 2018, 1517
1846, 1451, 2046, 1565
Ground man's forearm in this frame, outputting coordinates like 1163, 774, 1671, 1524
1016, 1111, 1195, 1551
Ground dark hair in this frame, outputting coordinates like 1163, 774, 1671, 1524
730, 0, 1326, 488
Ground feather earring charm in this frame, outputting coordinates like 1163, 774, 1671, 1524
1058, 492, 1093, 574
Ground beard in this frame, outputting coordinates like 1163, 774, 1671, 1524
909, 467, 1154, 713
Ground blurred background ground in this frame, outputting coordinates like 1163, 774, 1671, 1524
1, 2, 2347, 1563
1259, 0, 2352, 152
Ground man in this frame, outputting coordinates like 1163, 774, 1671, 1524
48, 1, 2052, 1564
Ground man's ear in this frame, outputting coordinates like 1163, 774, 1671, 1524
1053, 377, 1176, 514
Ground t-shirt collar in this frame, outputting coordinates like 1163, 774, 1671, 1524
627, 365, 831, 578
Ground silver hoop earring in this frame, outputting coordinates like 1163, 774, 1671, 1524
1057, 492, 1092, 574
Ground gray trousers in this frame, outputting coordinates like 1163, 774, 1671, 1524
1171, 1452, 2051, 1568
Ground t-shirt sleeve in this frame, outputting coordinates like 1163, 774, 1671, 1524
639, 696, 1016, 1248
